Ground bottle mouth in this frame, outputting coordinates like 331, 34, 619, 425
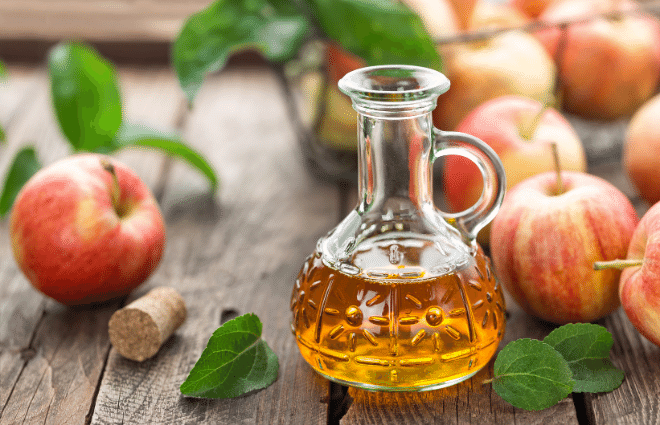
338, 65, 449, 117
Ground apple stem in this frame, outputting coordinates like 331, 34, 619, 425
551, 142, 564, 195
593, 259, 644, 270
520, 104, 550, 141
100, 159, 122, 215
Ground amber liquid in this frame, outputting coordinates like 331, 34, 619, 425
291, 239, 506, 390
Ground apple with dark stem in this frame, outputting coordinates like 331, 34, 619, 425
594, 202, 660, 347
491, 144, 638, 324
443, 95, 586, 245
10, 153, 166, 306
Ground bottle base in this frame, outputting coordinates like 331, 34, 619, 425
313, 366, 482, 392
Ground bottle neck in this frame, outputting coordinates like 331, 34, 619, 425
357, 110, 434, 214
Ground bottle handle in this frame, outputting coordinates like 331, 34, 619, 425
432, 129, 506, 241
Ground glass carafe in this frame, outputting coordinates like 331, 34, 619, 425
290, 65, 507, 391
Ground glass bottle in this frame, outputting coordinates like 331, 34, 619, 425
291, 65, 507, 391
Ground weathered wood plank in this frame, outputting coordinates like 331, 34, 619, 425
0, 0, 209, 42
0, 66, 183, 424
90, 66, 337, 424
587, 308, 660, 425
0, 69, 65, 422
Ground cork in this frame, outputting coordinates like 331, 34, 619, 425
108, 287, 187, 362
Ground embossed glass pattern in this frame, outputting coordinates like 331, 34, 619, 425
291, 65, 507, 391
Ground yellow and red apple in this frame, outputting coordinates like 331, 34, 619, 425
491, 171, 638, 324
442, 95, 586, 244
624, 93, 660, 205
536, 0, 660, 120
596, 202, 660, 347
434, 30, 556, 131
10, 154, 166, 306
511, 0, 555, 18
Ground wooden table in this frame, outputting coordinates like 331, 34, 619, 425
0, 63, 658, 425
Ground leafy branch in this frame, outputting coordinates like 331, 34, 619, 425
0, 42, 218, 218
171, 0, 442, 104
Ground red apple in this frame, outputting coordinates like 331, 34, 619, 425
443, 95, 586, 244
491, 171, 638, 324
624, 93, 660, 205
434, 30, 556, 131
444, 0, 478, 30
595, 202, 660, 347
511, 0, 555, 18
536, 0, 660, 120
9, 153, 166, 306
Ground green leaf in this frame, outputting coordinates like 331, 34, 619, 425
114, 122, 218, 193
180, 313, 279, 398
0, 125, 5, 143
305, 0, 441, 70
172, 0, 310, 102
544, 323, 624, 393
0, 60, 6, 78
492, 339, 575, 411
0, 147, 42, 217
48, 42, 122, 153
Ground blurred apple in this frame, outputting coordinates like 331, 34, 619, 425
491, 171, 638, 324
434, 30, 556, 131
403, 0, 460, 37
469, 1, 529, 30
443, 95, 586, 244
594, 202, 660, 347
624, 93, 660, 205
444, 0, 479, 30
511, 0, 555, 18
536, 0, 660, 120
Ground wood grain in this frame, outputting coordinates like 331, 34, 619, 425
587, 309, 660, 424
0, 67, 181, 424
0, 0, 209, 42
0, 62, 658, 424
90, 66, 337, 424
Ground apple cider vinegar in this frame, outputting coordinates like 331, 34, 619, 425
291, 239, 505, 390
291, 65, 507, 390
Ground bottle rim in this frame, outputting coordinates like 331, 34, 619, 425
338, 65, 450, 105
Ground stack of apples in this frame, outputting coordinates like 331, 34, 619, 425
434, 0, 660, 128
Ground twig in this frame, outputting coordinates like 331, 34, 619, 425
271, 62, 311, 150
433, 2, 660, 45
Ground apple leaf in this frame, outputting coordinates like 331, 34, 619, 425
544, 323, 624, 393
492, 338, 575, 411
114, 122, 219, 193
304, 0, 441, 70
48, 42, 122, 153
180, 313, 279, 398
0, 147, 42, 218
0, 125, 5, 144
172, 0, 311, 103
